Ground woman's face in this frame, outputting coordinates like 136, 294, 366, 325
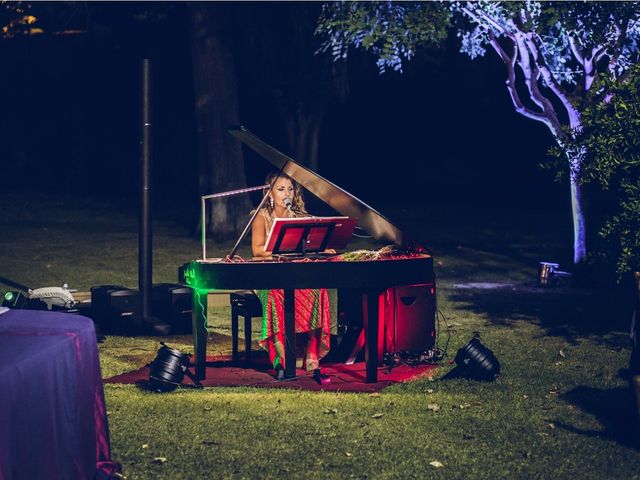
270, 177, 294, 208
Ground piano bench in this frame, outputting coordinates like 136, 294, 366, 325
230, 291, 263, 365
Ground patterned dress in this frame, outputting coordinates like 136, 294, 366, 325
256, 209, 332, 371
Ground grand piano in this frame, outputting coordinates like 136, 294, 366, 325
179, 127, 435, 383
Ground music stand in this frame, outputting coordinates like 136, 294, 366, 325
265, 216, 356, 255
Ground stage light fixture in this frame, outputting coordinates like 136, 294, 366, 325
148, 343, 201, 392
2, 291, 27, 308
454, 332, 501, 381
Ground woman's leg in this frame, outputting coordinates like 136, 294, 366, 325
257, 289, 287, 370
259, 288, 332, 372
305, 328, 322, 371
298, 288, 332, 371
266, 332, 286, 370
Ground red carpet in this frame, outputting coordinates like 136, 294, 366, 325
105, 353, 437, 392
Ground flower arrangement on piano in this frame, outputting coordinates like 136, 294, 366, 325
340, 245, 421, 261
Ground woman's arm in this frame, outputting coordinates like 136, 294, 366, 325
251, 212, 271, 257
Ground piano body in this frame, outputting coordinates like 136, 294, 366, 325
179, 127, 435, 383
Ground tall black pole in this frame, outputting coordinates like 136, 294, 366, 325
139, 59, 153, 324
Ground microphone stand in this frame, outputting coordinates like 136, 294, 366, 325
227, 161, 295, 261
227, 188, 272, 261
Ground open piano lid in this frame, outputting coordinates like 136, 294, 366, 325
229, 126, 425, 252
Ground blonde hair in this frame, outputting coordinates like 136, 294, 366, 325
263, 172, 307, 217
250, 172, 309, 233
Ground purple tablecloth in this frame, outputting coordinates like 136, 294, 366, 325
0, 310, 113, 480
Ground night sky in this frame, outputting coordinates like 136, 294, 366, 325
0, 3, 566, 213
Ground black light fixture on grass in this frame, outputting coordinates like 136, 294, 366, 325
148, 342, 201, 392
454, 332, 501, 381
2, 291, 26, 308
2, 291, 47, 310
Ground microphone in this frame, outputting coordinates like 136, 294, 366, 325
283, 197, 293, 212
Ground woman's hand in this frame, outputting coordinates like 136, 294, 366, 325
323, 248, 336, 255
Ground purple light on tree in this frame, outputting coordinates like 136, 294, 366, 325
317, 1, 640, 265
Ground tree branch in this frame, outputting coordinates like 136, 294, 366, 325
524, 32, 580, 128
593, 45, 608, 63
568, 36, 585, 66
583, 53, 597, 92
514, 33, 563, 134
487, 28, 511, 64
462, 3, 511, 38
487, 34, 552, 128
607, 16, 630, 80
515, 33, 545, 110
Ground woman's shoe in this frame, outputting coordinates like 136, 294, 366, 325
274, 365, 285, 381
313, 368, 330, 385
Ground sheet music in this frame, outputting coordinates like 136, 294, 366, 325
264, 216, 353, 254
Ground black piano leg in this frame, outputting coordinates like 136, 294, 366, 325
284, 289, 296, 379
364, 291, 380, 383
192, 288, 208, 381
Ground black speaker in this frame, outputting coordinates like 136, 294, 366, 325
152, 283, 193, 334
385, 284, 436, 353
90, 285, 123, 324
90, 285, 141, 334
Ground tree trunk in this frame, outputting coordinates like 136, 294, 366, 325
283, 109, 325, 172
630, 273, 640, 371
189, 3, 250, 240
630, 272, 640, 433
570, 174, 587, 264
565, 109, 588, 266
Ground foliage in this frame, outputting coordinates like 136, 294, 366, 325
316, 1, 449, 73
318, 1, 640, 127
452, 2, 640, 87
551, 66, 640, 275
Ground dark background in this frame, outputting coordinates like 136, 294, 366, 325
0, 3, 565, 215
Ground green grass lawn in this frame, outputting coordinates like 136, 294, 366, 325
1, 191, 639, 479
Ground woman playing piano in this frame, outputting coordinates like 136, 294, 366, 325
251, 172, 331, 383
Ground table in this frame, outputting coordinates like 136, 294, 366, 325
0, 310, 114, 480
